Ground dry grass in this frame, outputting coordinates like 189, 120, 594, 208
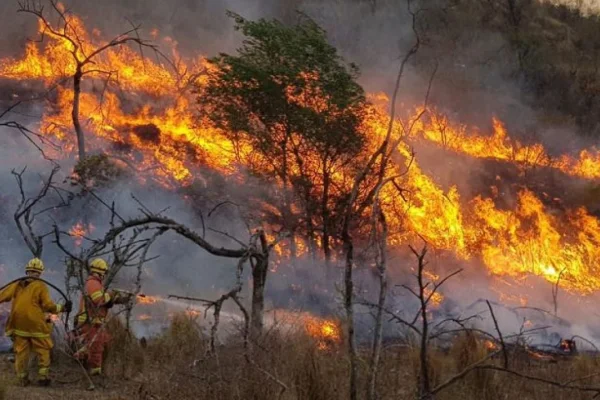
4, 315, 600, 399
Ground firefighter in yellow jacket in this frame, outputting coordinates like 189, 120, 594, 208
0, 258, 72, 386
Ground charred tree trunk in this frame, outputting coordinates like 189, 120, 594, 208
73, 65, 85, 161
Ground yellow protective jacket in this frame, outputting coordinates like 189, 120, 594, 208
0, 279, 62, 338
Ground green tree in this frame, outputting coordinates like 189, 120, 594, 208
199, 12, 368, 262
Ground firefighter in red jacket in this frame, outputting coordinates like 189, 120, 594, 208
74, 258, 128, 376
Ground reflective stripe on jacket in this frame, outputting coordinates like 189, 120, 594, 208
76, 275, 112, 325
0, 279, 62, 338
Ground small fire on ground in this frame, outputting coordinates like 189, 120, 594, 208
484, 340, 498, 351
306, 317, 342, 350
272, 310, 342, 350
134, 300, 342, 350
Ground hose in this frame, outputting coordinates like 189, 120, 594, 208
0, 276, 71, 332
0, 276, 69, 301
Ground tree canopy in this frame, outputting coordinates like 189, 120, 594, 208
199, 12, 370, 260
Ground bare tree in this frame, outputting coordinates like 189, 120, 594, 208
358, 243, 469, 400
12, 165, 69, 258
1, 102, 60, 161
401, 244, 462, 399
339, 1, 432, 397
53, 196, 282, 334
18, 0, 161, 160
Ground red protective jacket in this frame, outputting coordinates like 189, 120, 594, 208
76, 275, 112, 326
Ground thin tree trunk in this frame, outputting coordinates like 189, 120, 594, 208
288, 231, 297, 260
322, 166, 332, 265
339, 5, 423, 396
280, 130, 297, 261
251, 253, 269, 334
73, 66, 85, 160
305, 188, 317, 260
367, 210, 388, 400
343, 229, 358, 400
416, 248, 432, 400
250, 233, 270, 335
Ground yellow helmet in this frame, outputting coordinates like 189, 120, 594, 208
89, 258, 109, 276
25, 258, 45, 273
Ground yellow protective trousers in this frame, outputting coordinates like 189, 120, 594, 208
13, 336, 53, 379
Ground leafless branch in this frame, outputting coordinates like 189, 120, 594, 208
17, 0, 174, 160
125, 229, 165, 331
486, 300, 508, 369
426, 350, 503, 397
207, 227, 248, 248
12, 165, 64, 257
356, 300, 421, 335
1, 119, 59, 162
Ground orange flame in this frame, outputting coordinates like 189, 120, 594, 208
2, 11, 600, 299
304, 315, 342, 350
68, 221, 95, 246
484, 340, 498, 351
413, 109, 600, 180
137, 295, 160, 305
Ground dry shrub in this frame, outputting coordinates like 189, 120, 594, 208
404, 340, 453, 394
289, 332, 345, 400
427, 347, 454, 388
0, 379, 7, 400
448, 332, 488, 371
444, 332, 498, 399
571, 354, 600, 376
67, 315, 600, 400
148, 312, 205, 361
104, 317, 145, 379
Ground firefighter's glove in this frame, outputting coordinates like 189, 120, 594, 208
64, 300, 73, 313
